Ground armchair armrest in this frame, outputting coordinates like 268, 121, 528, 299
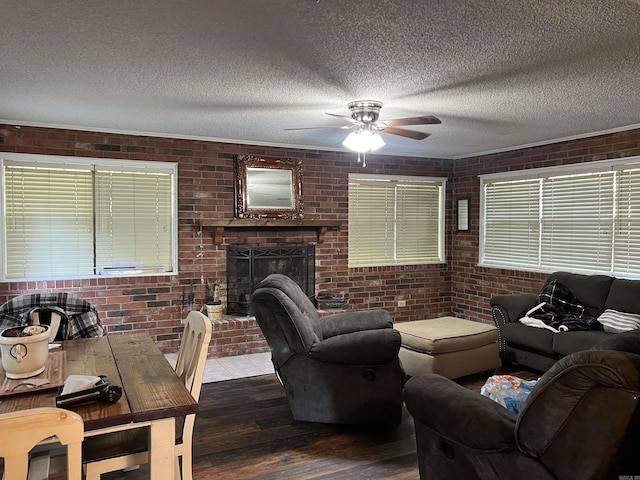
309, 328, 401, 365
490, 293, 537, 324
320, 309, 393, 339
491, 293, 537, 353
404, 374, 518, 450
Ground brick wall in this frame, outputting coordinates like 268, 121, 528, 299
450, 128, 640, 324
3, 124, 638, 355
0, 124, 453, 355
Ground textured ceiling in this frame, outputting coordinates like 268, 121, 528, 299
1, 0, 639, 159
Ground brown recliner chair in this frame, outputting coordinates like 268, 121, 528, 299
404, 330, 640, 480
251, 274, 406, 424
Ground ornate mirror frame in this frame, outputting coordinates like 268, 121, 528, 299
235, 155, 304, 219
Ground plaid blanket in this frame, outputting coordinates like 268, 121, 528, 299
520, 279, 600, 333
0, 293, 103, 339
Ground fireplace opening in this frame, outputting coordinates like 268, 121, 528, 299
226, 244, 315, 315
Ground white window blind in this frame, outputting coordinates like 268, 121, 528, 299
349, 182, 395, 265
483, 179, 541, 267
2, 155, 177, 280
541, 172, 614, 271
4, 163, 94, 278
616, 169, 640, 274
396, 184, 442, 262
480, 156, 640, 277
95, 169, 173, 272
348, 175, 445, 267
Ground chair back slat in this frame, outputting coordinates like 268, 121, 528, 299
0, 407, 84, 480
175, 311, 212, 402
29, 309, 63, 342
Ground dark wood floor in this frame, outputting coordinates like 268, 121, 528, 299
92, 366, 538, 480
16, 366, 539, 479
190, 375, 417, 480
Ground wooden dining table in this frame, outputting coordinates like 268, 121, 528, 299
0, 332, 197, 478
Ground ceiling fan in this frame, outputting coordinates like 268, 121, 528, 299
285, 100, 441, 166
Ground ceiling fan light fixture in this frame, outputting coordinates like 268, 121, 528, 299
347, 100, 383, 123
342, 130, 385, 153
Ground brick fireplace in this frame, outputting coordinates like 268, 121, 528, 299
207, 243, 317, 358
204, 222, 336, 359
226, 244, 315, 315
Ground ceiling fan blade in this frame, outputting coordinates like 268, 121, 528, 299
284, 125, 351, 131
382, 126, 431, 140
325, 113, 362, 124
384, 115, 441, 127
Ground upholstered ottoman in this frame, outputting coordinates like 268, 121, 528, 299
395, 316, 500, 379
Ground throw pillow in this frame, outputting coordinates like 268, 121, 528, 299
597, 309, 640, 333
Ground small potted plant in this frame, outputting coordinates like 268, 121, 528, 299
205, 278, 224, 321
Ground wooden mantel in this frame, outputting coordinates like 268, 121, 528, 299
198, 219, 342, 245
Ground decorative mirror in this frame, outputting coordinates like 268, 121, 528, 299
235, 155, 304, 219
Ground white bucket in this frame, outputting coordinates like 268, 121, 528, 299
0, 325, 50, 379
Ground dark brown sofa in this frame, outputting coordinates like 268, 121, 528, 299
491, 271, 640, 371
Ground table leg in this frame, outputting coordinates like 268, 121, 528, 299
149, 417, 176, 479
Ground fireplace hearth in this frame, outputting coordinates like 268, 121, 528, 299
226, 244, 315, 315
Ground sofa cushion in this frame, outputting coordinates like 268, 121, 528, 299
547, 272, 614, 318
604, 279, 640, 314
503, 322, 554, 354
395, 317, 498, 354
552, 330, 613, 356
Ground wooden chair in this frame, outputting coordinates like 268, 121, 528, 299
29, 308, 63, 342
0, 407, 84, 480
83, 311, 212, 480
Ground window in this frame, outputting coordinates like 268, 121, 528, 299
348, 174, 445, 267
1, 153, 177, 280
480, 156, 640, 276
